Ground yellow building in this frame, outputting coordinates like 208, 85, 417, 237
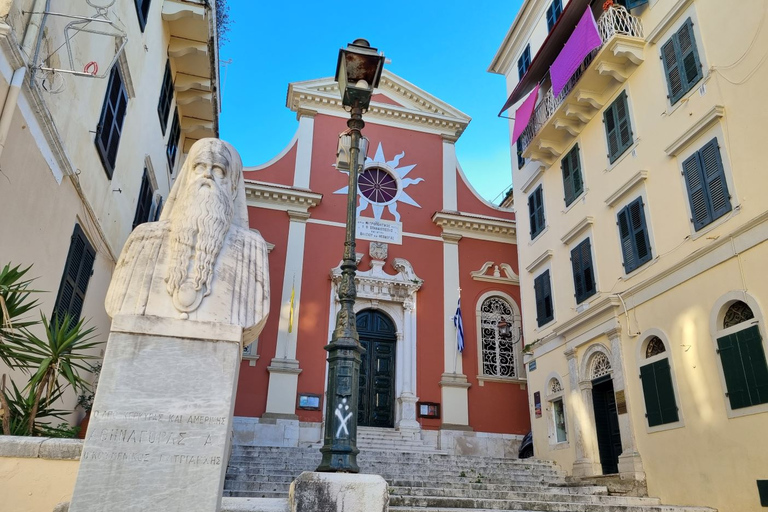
0, 0, 219, 416
490, 0, 768, 510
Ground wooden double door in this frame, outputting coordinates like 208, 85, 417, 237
591, 376, 623, 474
356, 309, 396, 428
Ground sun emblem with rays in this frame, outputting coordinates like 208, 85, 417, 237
334, 142, 424, 222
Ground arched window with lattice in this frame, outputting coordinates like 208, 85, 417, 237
477, 294, 521, 379
715, 300, 768, 411
546, 375, 567, 444
590, 352, 612, 380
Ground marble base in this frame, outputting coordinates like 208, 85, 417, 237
289, 472, 388, 512
68, 316, 242, 512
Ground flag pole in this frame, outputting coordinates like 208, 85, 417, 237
453, 287, 461, 374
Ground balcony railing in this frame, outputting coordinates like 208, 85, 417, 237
520, 5, 643, 154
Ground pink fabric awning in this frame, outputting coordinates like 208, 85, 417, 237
511, 84, 539, 144
550, 7, 602, 97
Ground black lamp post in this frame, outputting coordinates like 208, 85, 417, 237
316, 39, 385, 473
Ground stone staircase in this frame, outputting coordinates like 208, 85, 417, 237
224, 437, 715, 512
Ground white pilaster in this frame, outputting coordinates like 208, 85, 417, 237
397, 297, 419, 431
293, 110, 316, 189
440, 232, 470, 428
264, 210, 309, 417
567, 348, 599, 477
442, 139, 458, 211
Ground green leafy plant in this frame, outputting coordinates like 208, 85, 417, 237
0, 263, 102, 436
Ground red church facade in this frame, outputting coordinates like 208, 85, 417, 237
233, 71, 529, 455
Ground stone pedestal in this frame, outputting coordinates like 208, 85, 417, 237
289, 472, 388, 512
69, 315, 242, 512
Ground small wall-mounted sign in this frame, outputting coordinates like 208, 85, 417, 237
528, 360, 537, 372
297, 394, 321, 410
615, 389, 627, 415
417, 401, 440, 419
534, 391, 542, 418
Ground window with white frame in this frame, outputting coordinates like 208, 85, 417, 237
547, 377, 567, 443
478, 296, 520, 378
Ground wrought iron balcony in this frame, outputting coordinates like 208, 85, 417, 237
521, 6, 645, 164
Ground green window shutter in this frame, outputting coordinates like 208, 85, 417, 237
535, 187, 546, 235
562, 145, 583, 206
677, 19, 702, 92
53, 224, 96, 326
528, 192, 537, 236
542, 270, 553, 322
629, 199, 652, 266
530, 186, 545, 238
640, 362, 663, 427
624, 0, 648, 9
605, 92, 633, 163
717, 333, 752, 409
562, 153, 574, 206
654, 358, 679, 424
570, 244, 584, 302
640, 358, 679, 427
699, 138, 732, 221
682, 151, 711, 230
737, 326, 768, 406
534, 273, 546, 325
661, 36, 684, 103
535, 270, 553, 327
603, 102, 619, 161
580, 239, 595, 300
617, 207, 636, 272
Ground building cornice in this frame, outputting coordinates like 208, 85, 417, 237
244, 180, 322, 213
488, 0, 548, 75
286, 71, 471, 141
432, 211, 516, 244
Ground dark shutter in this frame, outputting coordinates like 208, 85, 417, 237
699, 138, 731, 220
132, 169, 154, 229
547, 0, 563, 31
562, 145, 582, 206
157, 60, 174, 134
529, 185, 545, 239
605, 91, 633, 163
518, 45, 531, 80
571, 238, 595, 303
617, 198, 651, 273
640, 358, 679, 427
738, 326, 768, 407
534, 270, 553, 327
571, 245, 584, 302
95, 66, 128, 179
134, 0, 152, 31
623, 0, 648, 9
166, 108, 181, 172
516, 138, 525, 169
718, 332, 752, 409
661, 18, 702, 104
682, 152, 710, 230
683, 138, 731, 231
52, 224, 96, 326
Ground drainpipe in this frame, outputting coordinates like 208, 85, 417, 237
21, 0, 48, 59
0, 67, 27, 158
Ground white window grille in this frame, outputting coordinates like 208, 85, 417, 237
590, 352, 612, 380
480, 297, 517, 378
549, 378, 563, 394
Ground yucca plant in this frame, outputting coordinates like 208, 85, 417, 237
0, 264, 41, 355
0, 379, 69, 436
0, 313, 101, 434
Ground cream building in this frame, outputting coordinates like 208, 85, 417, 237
490, 0, 768, 510
0, 0, 219, 414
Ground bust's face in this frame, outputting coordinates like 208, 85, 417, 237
189, 142, 233, 200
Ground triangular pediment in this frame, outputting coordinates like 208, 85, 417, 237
286, 70, 471, 141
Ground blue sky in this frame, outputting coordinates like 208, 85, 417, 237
219, 1, 523, 203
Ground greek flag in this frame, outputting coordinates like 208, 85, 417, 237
453, 298, 465, 353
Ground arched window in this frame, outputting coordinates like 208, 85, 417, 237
590, 352, 612, 380
479, 296, 520, 378
547, 377, 567, 444
639, 335, 679, 427
715, 300, 768, 410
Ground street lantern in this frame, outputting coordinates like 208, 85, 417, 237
317, 39, 384, 474
498, 318, 512, 340
335, 38, 385, 110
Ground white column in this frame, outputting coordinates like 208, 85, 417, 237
397, 297, 419, 431
264, 210, 309, 418
293, 110, 315, 189
607, 327, 646, 481
442, 138, 458, 211
439, 232, 470, 429
567, 348, 598, 477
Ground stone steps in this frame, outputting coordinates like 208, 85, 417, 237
223, 442, 716, 512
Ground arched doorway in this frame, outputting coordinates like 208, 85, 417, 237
356, 309, 396, 428
589, 352, 622, 474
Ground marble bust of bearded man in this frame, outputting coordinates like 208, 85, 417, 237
105, 138, 269, 344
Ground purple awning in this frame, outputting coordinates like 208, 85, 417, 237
511, 84, 539, 144
550, 7, 601, 97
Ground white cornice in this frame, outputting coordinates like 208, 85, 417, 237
605, 171, 648, 208
560, 216, 594, 245
286, 71, 471, 141
432, 211, 516, 244
646, 0, 696, 44
244, 180, 322, 213
664, 105, 725, 156
525, 249, 553, 274
488, 0, 548, 75
470, 261, 520, 285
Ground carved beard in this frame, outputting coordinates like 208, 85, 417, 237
166, 178, 234, 303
